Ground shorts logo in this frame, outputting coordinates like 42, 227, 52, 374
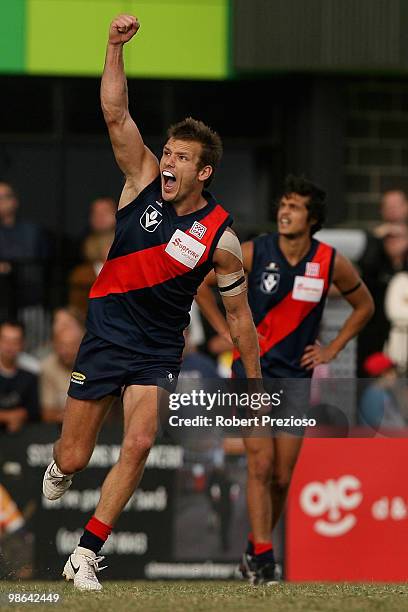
71, 371, 86, 385
140, 205, 163, 232
188, 221, 207, 240
305, 262, 320, 277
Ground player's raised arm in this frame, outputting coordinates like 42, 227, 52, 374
211, 232, 261, 378
101, 14, 159, 208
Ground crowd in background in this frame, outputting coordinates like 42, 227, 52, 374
1, 180, 408, 434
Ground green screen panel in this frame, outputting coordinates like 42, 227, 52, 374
26, 0, 228, 79
27, 1, 128, 76
0, 0, 26, 73
124, 1, 228, 79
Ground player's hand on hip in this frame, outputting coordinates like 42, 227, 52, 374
109, 14, 140, 45
300, 343, 337, 370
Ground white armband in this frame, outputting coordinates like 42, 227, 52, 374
216, 270, 247, 297
216, 229, 243, 263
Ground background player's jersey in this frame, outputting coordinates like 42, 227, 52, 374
233, 232, 335, 378
87, 177, 232, 358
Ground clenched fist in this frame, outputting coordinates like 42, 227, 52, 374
109, 14, 140, 45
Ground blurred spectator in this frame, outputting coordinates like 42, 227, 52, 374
207, 334, 233, 378
16, 350, 40, 376
78, 197, 116, 257
384, 271, 408, 372
35, 306, 85, 360
68, 231, 114, 315
374, 190, 408, 237
358, 352, 406, 429
0, 321, 39, 433
40, 326, 83, 423
0, 182, 51, 321
88, 197, 116, 235
358, 222, 408, 375
52, 306, 86, 337
179, 326, 220, 379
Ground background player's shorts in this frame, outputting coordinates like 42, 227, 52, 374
232, 360, 311, 436
68, 332, 180, 400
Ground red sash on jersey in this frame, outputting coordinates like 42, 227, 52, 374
90, 204, 229, 299
233, 242, 334, 361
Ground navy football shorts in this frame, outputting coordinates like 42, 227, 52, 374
231, 360, 311, 436
68, 332, 181, 400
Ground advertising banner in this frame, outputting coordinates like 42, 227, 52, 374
0, 424, 248, 580
0, 425, 181, 579
286, 438, 408, 581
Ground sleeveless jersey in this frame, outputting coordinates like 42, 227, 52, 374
87, 177, 232, 358
233, 232, 336, 378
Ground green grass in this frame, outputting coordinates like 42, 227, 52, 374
1, 582, 408, 612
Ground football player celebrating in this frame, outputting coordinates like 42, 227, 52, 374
42, 14, 261, 591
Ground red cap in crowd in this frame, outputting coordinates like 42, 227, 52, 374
363, 352, 395, 377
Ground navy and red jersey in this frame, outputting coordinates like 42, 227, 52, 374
233, 232, 336, 378
86, 177, 232, 358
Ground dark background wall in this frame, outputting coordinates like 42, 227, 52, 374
0, 74, 407, 243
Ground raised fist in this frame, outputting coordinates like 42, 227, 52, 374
109, 14, 140, 45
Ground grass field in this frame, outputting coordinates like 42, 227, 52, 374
1, 582, 408, 612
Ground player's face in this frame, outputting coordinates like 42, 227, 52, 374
277, 193, 315, 238
160, 139, 210, 203
0, 325, 24, 363
0, 183, 18, 220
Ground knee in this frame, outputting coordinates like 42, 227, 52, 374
120, 435, 154, 466
247, 451, 274, 485
271, 468, 294, 491
56, 440, 90, 474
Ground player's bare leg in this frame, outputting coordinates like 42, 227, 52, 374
240, 437, 277, 584
244, 437, 274, 542
93, 384, 164, 525
270, 435, 303, 530
43, 396, 113, 500
62, 385, 166, 590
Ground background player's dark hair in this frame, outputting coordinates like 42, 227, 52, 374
281, 174, 327, 235
167, 117, 223, 187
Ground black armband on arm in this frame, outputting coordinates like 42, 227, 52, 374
341, 281, 362, 296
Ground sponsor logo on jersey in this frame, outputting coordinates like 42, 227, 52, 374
292, 276, 324, 302
70, 371, 86, 385
140, 205, 163, 232
305, 262, 320, 277
188, 221, 207, 240
165, 229, 206, 269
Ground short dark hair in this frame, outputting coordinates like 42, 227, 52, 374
166, 117, 223, 187
0, 319, 25, 336
281, 174, 327, 235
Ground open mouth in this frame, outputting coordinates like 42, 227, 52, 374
162, 170, 177, 193
279, 217, 291, 227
